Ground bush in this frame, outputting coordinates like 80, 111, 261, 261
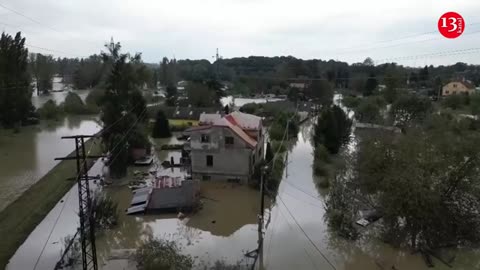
313, 144, 330, 163
270, 140, 287, 154
38, 100, 62, 120
63, 92, 88, 114
136, 238, 194, 270
442, 94, 467, 110
313, 161, 328, 177
92, 194, 118, 230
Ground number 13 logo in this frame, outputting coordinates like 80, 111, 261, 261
438, 12, 465, 39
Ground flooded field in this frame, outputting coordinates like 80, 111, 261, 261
0, 116, 101, 211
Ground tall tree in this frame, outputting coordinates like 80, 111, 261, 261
364, 73, 378, 96
0, 32, 34, 128
29, 53, 55, 95
165, 85, 177, 106
152, 110, 171, 138
314, 105, 352, 154
100, 39, 149, 178
306, 80, 333, 105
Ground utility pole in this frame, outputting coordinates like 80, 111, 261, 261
55, 135, 104, 270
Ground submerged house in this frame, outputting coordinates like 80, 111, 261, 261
184, 111, 264, 184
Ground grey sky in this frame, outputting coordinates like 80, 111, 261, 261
1, 0, 480, 66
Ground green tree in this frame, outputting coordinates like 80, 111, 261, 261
100, 39, 149, 178
0, 32, 35, 128
356, 129, 480, 250
314, 105, 352, 154
390, 94, 432, 128
152, 110, 171, 138
306, 80, 333, 105
166, 85, 177, 106
63, 92, 87, 114
38, 99, 62, 120
29, 53, 55, 95
364, 73, 378, 96
470, 93, 480, 115
136, 238, 194, 270
186, 82, 216, 107
442, 94, 466, 110
355, 98, 381, 123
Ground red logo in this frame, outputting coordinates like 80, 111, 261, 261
438, 12, 465, 39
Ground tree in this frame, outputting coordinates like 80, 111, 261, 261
356, 128, 480, 250
362, 57, 374, 66
186, 82, 216, 107
390, 94, 432, 128
306, 80, 333, 105
136, 238, 194, 270
165, 85, 177, 106
470, 93, 480, 115
419, 65, 429, 87
100, 39, 149, 178
314, 105, 352, 154
442, 94, 466, 110
29, 53, 55, 95
364, 73, 378, 96
152, 110, 171, 138
0, 32, 35, 128
355, 97, 381, 123
38, 99, 62, 120
63, 92, 87, 114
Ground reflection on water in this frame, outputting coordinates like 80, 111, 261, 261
0, 116, 101, 211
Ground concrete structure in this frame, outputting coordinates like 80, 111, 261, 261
184, 111, 264, 184
442, 80, 475, 96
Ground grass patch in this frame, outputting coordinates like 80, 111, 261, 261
0, 139, 102, 269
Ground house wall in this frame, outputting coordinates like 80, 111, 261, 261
190, 126, 254, 182
442, 82, 474, 96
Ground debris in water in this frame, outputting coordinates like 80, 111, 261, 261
211, 220, 216, 224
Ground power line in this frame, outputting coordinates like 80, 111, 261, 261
276, 194, 337, 270
0, 2, 63, 34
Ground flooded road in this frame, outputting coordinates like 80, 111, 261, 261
221, 96, 284, 108
7, 105, 480, 269
0, 116, 101, 211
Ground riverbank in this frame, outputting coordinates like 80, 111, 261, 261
0, 138, 102, 269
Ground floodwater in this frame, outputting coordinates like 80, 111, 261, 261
221, 96, 284, 108
0, 116, 101, 211
95, 135, 266, 268
32, 89, 91, 108
8, 96, 480, 269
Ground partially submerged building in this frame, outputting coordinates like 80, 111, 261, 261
184, 111, 264, 184
127, 176, 200, 214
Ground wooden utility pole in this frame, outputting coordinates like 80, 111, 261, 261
55, 135, 104, 270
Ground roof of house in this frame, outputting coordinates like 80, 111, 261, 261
228, 111, 261, 130
184, 112, 260, 148
199, 113, 222, 125
445, 80, 476, 90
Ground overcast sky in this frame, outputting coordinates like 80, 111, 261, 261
1, 0, 480, 66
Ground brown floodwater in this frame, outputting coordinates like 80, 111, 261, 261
7, 99, 480, 269
0, 116, 101, 211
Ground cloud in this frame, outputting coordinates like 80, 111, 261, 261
1, 0, 480, 65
